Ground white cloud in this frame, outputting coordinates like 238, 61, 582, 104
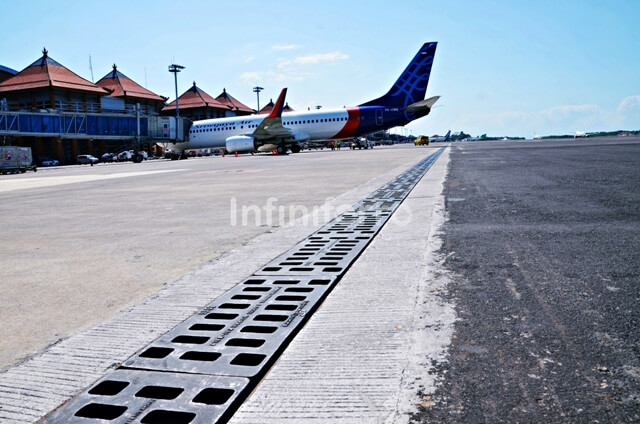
239, 72, 263, 82
294, 51, 349, 65
272, 44, 300, 51
277, 51, 349, 69
617, 94, 640, 110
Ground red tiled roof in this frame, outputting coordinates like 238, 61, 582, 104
96, 65, 167, 102
161, 82, 227, 112
259, 99, 275, 114
0, 49, 109, 95
215, 88, 255, 113
260, 99, 294, 114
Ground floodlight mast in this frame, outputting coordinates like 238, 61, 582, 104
253, 86, 264, 113
168, 64, 185, 118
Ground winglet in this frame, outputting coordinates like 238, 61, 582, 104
267, 88, 288, 119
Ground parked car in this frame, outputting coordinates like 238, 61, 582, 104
351, 138, 375, 149
101, 153, 116, 162
116, 150, 133, 161
40, 156, 60, 166
77, 154, 99, 165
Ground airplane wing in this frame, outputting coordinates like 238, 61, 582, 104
252, 88, 295, 141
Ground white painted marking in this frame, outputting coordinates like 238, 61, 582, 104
0, 170, 184, 193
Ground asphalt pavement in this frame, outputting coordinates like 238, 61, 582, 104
414, 138, 640, 423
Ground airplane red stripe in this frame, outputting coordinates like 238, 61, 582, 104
331, 107, 361, 139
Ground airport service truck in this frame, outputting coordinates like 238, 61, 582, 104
0, 146, 37, 174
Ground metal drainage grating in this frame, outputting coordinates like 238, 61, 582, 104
42, 370, 248, 424
40, 148, 444, 424
122, 276, 337, 378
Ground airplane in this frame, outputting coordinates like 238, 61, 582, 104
467, 133, 487, 142
430, 130, 451, 142
166, 42, 439, 155
574, 130, 589, 138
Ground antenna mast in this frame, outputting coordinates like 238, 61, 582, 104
89, 54, 94, 82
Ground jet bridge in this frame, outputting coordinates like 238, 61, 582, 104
0, 109, 189, 142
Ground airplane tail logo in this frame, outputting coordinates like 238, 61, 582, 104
360, 42, 437, 109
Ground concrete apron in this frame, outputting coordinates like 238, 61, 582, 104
0, 150, 446, 423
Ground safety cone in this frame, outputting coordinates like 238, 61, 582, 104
221, 151, 225, 157
234, 152, 238, 157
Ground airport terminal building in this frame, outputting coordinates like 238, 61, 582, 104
0, 49, 256, 164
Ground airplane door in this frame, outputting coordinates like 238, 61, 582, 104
376, 109, 383, 126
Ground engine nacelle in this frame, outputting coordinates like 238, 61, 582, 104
225, 136, 256, 153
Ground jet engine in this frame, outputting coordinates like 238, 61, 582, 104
225, 136, 256, 153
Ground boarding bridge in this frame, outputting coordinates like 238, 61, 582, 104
0, 109, 189, 142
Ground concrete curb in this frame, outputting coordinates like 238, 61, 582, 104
229, 149, 456, 423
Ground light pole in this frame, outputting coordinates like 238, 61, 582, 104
168, 64, 185, 118
253, 86, 264, 112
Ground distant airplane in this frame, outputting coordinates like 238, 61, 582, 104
431, 130, 451, 142
167, 42, 439, 155
574, 130, 589, 138
533, 133, 542, 140
468, 133, 487, 141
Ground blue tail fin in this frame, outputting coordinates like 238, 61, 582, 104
360, 42, 437, 108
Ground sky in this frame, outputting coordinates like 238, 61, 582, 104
1, 0, 639, 138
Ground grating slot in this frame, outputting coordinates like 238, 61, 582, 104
253, 314, 289, 322
284, 287, 314, 293
262, 266, 281, 272
140, 347, 172, 359
219, 303, 250, 310
135, 386, 184, 400
265, 304, 298, 311
241, 326, 277, 334
190, 323, 225, 332
273, 280, 300, 285
141, 410, 196, 423
205, 313, 238, 320
172, 335, 210, 344
275, 295, 306, 301
193, 388, 235, 405
180, 351, 221, 362
242, 287, 271, 292
231, 353, 266, 367
88, 381, 130, 396
231, 294, 262, 300
75, 403, 127, 420
225, 338, 265, 348
323, 267, 343, 273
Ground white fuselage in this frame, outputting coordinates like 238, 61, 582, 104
176, 108, 352, 150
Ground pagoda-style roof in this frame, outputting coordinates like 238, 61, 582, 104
0, 48, 109, 95
162, 82, 226, 112
215, 88, 254, 113
259, 98, 294, 114
96, 64, 167, 102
